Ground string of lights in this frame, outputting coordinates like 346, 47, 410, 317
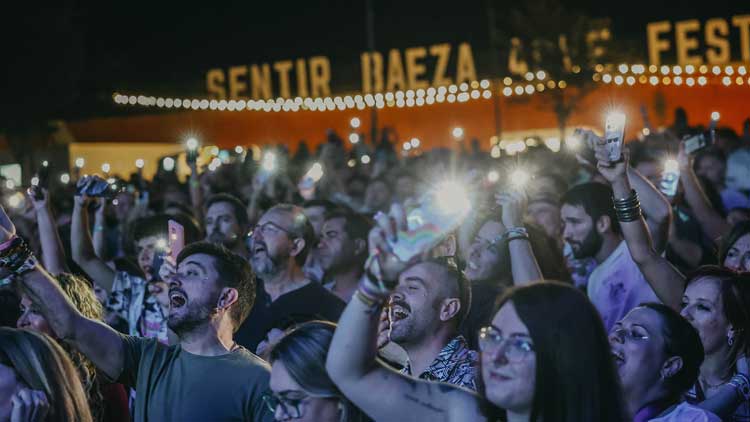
593, 63, 750, 87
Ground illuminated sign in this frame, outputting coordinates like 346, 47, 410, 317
647, 15, 750, 65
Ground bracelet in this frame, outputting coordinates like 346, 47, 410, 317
612, 190, 643, 222
354, 288, 382, 309
729, 373, 750, 402
501, 227, 529, 243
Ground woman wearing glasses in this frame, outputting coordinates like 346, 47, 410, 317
327, 279, 627, 422
610, 303, 720, 421
265, 321, 368, 422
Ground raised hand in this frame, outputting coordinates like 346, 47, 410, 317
495, 189, 528, 229
26, 187, 49, 211
367, 203, 409, 292
595, 139, 629, 185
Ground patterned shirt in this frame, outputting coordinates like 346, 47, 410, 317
400, 336, 479, 390
106, 271, 168, 344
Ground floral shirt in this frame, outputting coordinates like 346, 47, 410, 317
106, 271, 168, 344
400, 336, 479, 390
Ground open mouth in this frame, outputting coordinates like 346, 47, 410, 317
169, 289, 187, 309
253, 243, 267, 256
611, 350, 625, 366
390, 303, 411, 322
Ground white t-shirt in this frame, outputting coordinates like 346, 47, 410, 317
649, 403, 721, 422
587, 240, 660, 332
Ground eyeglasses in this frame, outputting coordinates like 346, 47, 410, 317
249, 221, 294, 239
610, 326, 650, 342
478, 326, 534, 362
262, 391, 310, 418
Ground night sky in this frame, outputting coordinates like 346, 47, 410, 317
0, 0, 743, 125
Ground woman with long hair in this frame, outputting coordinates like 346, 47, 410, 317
327, 281, 627, 422
596, 145, 750, 420
719, 221, 750, 272
16, 273, 129, 422
611, 303, 719, 420
265, 321, 368, 422
0, 327, 93, 422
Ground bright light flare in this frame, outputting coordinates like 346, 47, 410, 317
60, 174, 70, 184
350, 117, 361, 128
452, 127, 464, 139
7, 192, 24, 209
75, 157, 85, 168
509, 168, 531, 189
135, 159, 145, 169
101, 163, 111, 173
487, 170, 500, 183
710, 111, 720, 121
664, 158, 679, 173
433, 180, 471, 217
186, 137, 199, 151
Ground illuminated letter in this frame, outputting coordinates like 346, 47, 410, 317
273, 61, 293, 98
733, 15, 750, 62
206, 69, 226, 100
429, 44, 452, 86
386, 49, 406, 91
405, 47, 428, 90
455, 43, 477, 84
705, 19, 730, 64
251, 64, 272, 99
228, 66, 248, 99
647, 21, 671, 66
296, 58, 309, 98
309, 56, 331, 97
675, 20, 702, 66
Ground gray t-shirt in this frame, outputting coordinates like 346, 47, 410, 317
117, 334, 274, 422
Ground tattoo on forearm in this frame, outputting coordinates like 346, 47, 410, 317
404, 394, 446, 415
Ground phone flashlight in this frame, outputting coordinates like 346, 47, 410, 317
604, 112, 627, 162
659, 159, 680, 197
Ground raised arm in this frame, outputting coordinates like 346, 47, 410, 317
71, 193, 115, 292
28, 188, 68, 274
0, 206, 124, 380
91, 199, 109, 260
595, 148, 686, 310
626, 166, 672, 254
188, 161, 204, 223
678, 143, 731, 243
495, 190, 543, 285
326, 211, 485, 422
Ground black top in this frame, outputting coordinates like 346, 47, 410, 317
235, 279, 346, 351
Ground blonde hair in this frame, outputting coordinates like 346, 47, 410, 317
16, 273, 105, 421
0, 328, 93, 422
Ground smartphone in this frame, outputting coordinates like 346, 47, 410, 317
659, 159, 680, 197
38, 165, 50, 190
151, 251, 166, 282
76, 176, 115, 198
168, 220, 185, 262
604, 113, 626, 161
683, 133, 708, 155
186, 148, 199, 165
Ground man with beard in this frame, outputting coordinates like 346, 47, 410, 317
561, 182, 666, 331
235, 203, 345, 352
318, 209, 371, 302
6, 219, 274, 422
388, 258, 478, 390
204, 193, 250, 259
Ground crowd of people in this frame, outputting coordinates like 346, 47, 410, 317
0, 108, 749, 422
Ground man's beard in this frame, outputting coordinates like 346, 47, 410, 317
250, 246, 287, 280
208, 231, 240, 249
168, 294, 218, 336
569, 228, 603, 259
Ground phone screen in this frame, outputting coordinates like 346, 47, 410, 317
604, 113, 626, 161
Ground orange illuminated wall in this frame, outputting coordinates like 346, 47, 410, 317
67, 83, 750, 151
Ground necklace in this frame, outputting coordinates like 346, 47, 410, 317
700, 374, 731, 389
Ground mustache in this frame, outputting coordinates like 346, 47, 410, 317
390, 299, 411, 313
